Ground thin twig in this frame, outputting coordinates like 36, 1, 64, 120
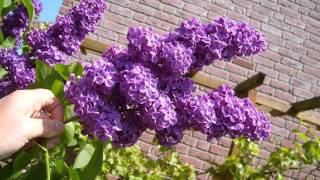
64, 115, 80, 124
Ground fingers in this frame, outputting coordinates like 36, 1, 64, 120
9, 89, 64, 120
26, 117, 64, 139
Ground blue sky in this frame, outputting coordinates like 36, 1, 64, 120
39, 0, 63, 22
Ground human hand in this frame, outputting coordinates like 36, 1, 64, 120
0, 89, 64, 160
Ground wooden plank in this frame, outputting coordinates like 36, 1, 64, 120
234, 72, 265, 98
81, 38, 108, 53
191, 71, 229, 89
255, 93, 291, 113
287, 96, 320, 115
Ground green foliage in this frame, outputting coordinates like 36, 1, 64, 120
22, 0, 35, 21
208, 129, 320, 180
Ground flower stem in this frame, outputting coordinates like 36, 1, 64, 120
64, 115, 80, 124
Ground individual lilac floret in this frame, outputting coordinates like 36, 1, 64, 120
156, 124, 184, 147
83, 59, 119, 96
142, 92, 177, 130
160, 76, 196, 100
160, 41, 195, 75
120, 64, 159, 107
127, 27, 161, 63
180, 95, 217, 134
1, 5, 29, 38
207, 85, 271, 140
65, 75, 122, 141
112, 111, 146, 148
103, 46, 130, 71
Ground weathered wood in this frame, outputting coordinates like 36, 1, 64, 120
234, 72, 265, 98
287, 96, 320, 115
81, 38, 107, 53
191, 71, 229, 89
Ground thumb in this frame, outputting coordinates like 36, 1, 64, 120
26, 118, 64, 139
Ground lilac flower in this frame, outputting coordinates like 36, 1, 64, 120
83, 59, 119, 96
112, 111, 146, 148
65, 75, 122, 141
160, 76, 195, 100
159, 41, 195, 75
103, 46, 130, 71
32, 0, 43, 15
156, 124, 184, 147
127, 27, 161, 63
1, 5, 29, 38
0, 78, 16, 98
142, 92, 177, 130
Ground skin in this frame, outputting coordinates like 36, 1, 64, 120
0, 89, 64, 160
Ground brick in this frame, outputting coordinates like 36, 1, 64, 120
175, 143, 189, 154
256, 65, 278, 78
274, 90, 296, 103
305, 24, 320, 35
188, 148, 212, 161
262, 141, 277, 152
281, 57, 303, 70
225, 63, 248, 77
293, 87, 314, 98
130, 3, 155, 16
141, 0, 163, 10
179, 155, 203, 169
261, 1, 279, 11
309, 10, 320, 21
247, 10, 269, 23
285, 17, 305, 29
175, 9, 194, 19
196, 140, 211, 151
268, 19, 289, 31
282, 32, 304, 44
289, 26, 309, 39
285, 41, 307, 55
290, 78, 312, 90
183, 3, 206, 16
271, 79, 291, 92
227, 11, 248, 22
298, 6, 310, 15
209, 144, 229, 156
279, 7, 298, 18
258, 85, 274, 96
279, 73, 290, 83
138, 141, 152, 153
160, 0, 184, 9
302, 15, 320, 28
229, 73, 246, 83
278, 0, 298, 10
215, 0, 235, 10
197, 173, 209, 180
133, 13, 147, 23
182, 135, 197, 147
303, 65, 320, 78
274, 12, 285, 21
259, 51, 281, 62
304, 40, 320, 52
249, 19, 261, 29
259, 149, 271, 160
110, 4, 134, 18
253, 55, 275, 68
269, 116, 286, 128
275, 63, 295, 76
296, 0, 316, 9
278, 48, 301, 60
265, 33, 285, 47
252, 4, 274, 16
146, 17, 171, 31
232, 58, 254, 70
205, 66, 229, 79
307, 50, 320, 61
217, 137, 232, 147
232, 0, 252, 8
204, 3, 225, 15
154, 11, 179, 25
193, 131, 207, 140
103, 21, 128, 34
104, 12, 126, 24
140, 132, 154, 143
163, 4, 176, 15
296, 71, 317, 83
110, 0, 131, 7
261, 24, 282, 36
281, 139, 294, 148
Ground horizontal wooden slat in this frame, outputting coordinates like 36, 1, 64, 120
81, 38, 108, 53
191, 71, 229, 89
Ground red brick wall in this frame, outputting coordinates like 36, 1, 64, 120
59, 1, 320, 179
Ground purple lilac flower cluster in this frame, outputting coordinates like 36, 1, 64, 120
65, 17, 270, 147
0, 0, 106, 98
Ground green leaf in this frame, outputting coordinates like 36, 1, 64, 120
0, 36, 16, 48
21, 162, 46, 180
22, 0, 35, 21
297, 132, 309, 142
0, 30, 4, 44
33, 60, 65, 99
0, 163, 12, 180
1, 0, 14, 17
0, 67, 8, 79
54, 159, 68, 175
62, 122, 76, 146
80, 141, 104, 180
73, 144, 95, 169
55, 63, 84, 81
69, 168, 80, 180
12, 151, 33, 174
